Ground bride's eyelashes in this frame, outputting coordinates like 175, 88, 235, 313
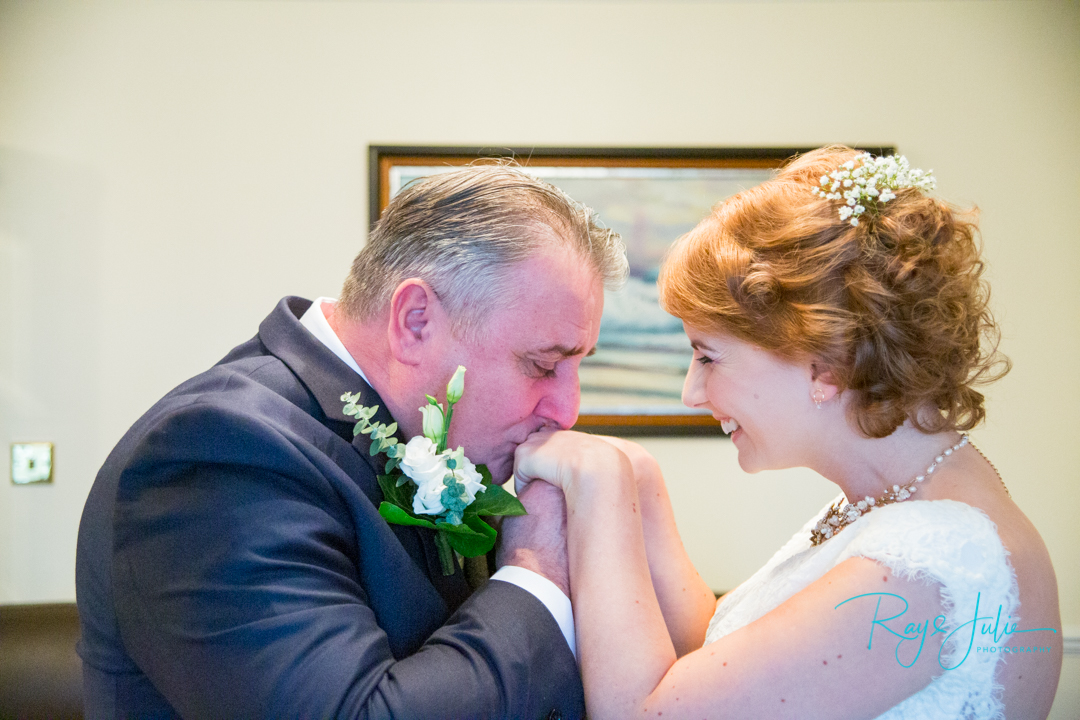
695, 349, 728, 366
688, 338, 730, 367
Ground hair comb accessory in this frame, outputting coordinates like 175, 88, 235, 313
812, 153, 936, 227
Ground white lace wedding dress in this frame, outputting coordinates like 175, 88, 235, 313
704, 498, 1019, 719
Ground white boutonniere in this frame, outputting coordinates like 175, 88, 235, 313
341, 366, 526, 575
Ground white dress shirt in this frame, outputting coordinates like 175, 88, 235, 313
298, 297, 576, 658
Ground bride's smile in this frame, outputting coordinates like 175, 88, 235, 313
680, 324, 828, 474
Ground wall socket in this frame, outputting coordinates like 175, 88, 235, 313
11, 442, 54, 485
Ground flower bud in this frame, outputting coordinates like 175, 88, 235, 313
419, 403, 444, 443
447, 366, 466, 404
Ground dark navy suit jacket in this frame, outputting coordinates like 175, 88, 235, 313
75, 297, 584, 719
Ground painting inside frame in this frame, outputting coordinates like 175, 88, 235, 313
369, 146, 887, 435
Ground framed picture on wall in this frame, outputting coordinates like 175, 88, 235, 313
368, 146, 891, 435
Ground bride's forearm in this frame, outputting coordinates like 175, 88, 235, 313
565, 460, 679, 719
591, 437, 715, 652
637, 470, 718, 655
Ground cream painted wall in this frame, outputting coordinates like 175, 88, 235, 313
1, 0, 1077, 710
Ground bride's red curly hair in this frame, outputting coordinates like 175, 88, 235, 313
658, 145, 1010, 438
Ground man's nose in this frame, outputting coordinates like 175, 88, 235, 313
536, 369, 581, 430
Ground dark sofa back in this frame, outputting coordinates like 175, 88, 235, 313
0, 603, 83, 719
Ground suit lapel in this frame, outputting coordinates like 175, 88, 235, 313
259, 297, 471, 611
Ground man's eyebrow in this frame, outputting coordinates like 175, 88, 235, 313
535, 344, 596, 358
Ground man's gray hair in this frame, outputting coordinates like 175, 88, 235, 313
340, 163, 628, 339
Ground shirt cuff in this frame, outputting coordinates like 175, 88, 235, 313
490, 565, 576, 659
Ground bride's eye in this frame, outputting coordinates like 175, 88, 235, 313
695, 354, 713, 365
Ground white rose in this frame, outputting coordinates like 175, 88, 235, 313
451, 449, 486, 505
413, 480, 447, 516
399, 436, 449, 515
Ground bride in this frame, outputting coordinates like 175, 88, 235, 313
512, 147, 1062, 719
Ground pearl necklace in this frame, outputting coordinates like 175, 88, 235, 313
810, 435, 970, 546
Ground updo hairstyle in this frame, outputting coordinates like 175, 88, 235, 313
658, 145, 1010, 438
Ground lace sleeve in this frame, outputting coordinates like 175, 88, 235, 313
835, 500, 1019, 720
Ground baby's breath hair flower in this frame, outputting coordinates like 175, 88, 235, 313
812, 153, 936, 226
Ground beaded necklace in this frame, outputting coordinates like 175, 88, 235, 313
810, 435, 970, 546
969, 438, 1011, 498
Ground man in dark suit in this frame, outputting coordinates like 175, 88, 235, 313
75, 165, 627, 718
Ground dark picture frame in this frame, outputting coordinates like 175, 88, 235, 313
369, 146, 892, 435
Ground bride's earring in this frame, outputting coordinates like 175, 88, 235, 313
812, 388, 826, 409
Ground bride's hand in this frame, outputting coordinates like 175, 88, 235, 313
590, 436, 663, 492
513, 429, 632, 501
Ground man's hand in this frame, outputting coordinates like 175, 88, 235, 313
495, 481, 570, 597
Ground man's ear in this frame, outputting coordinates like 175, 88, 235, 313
387, 279, 446, 365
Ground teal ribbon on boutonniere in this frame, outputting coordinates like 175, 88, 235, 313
341, 366, 526, 576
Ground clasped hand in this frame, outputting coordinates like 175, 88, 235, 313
512, 429, 643, 500
497, 431, 646, 597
